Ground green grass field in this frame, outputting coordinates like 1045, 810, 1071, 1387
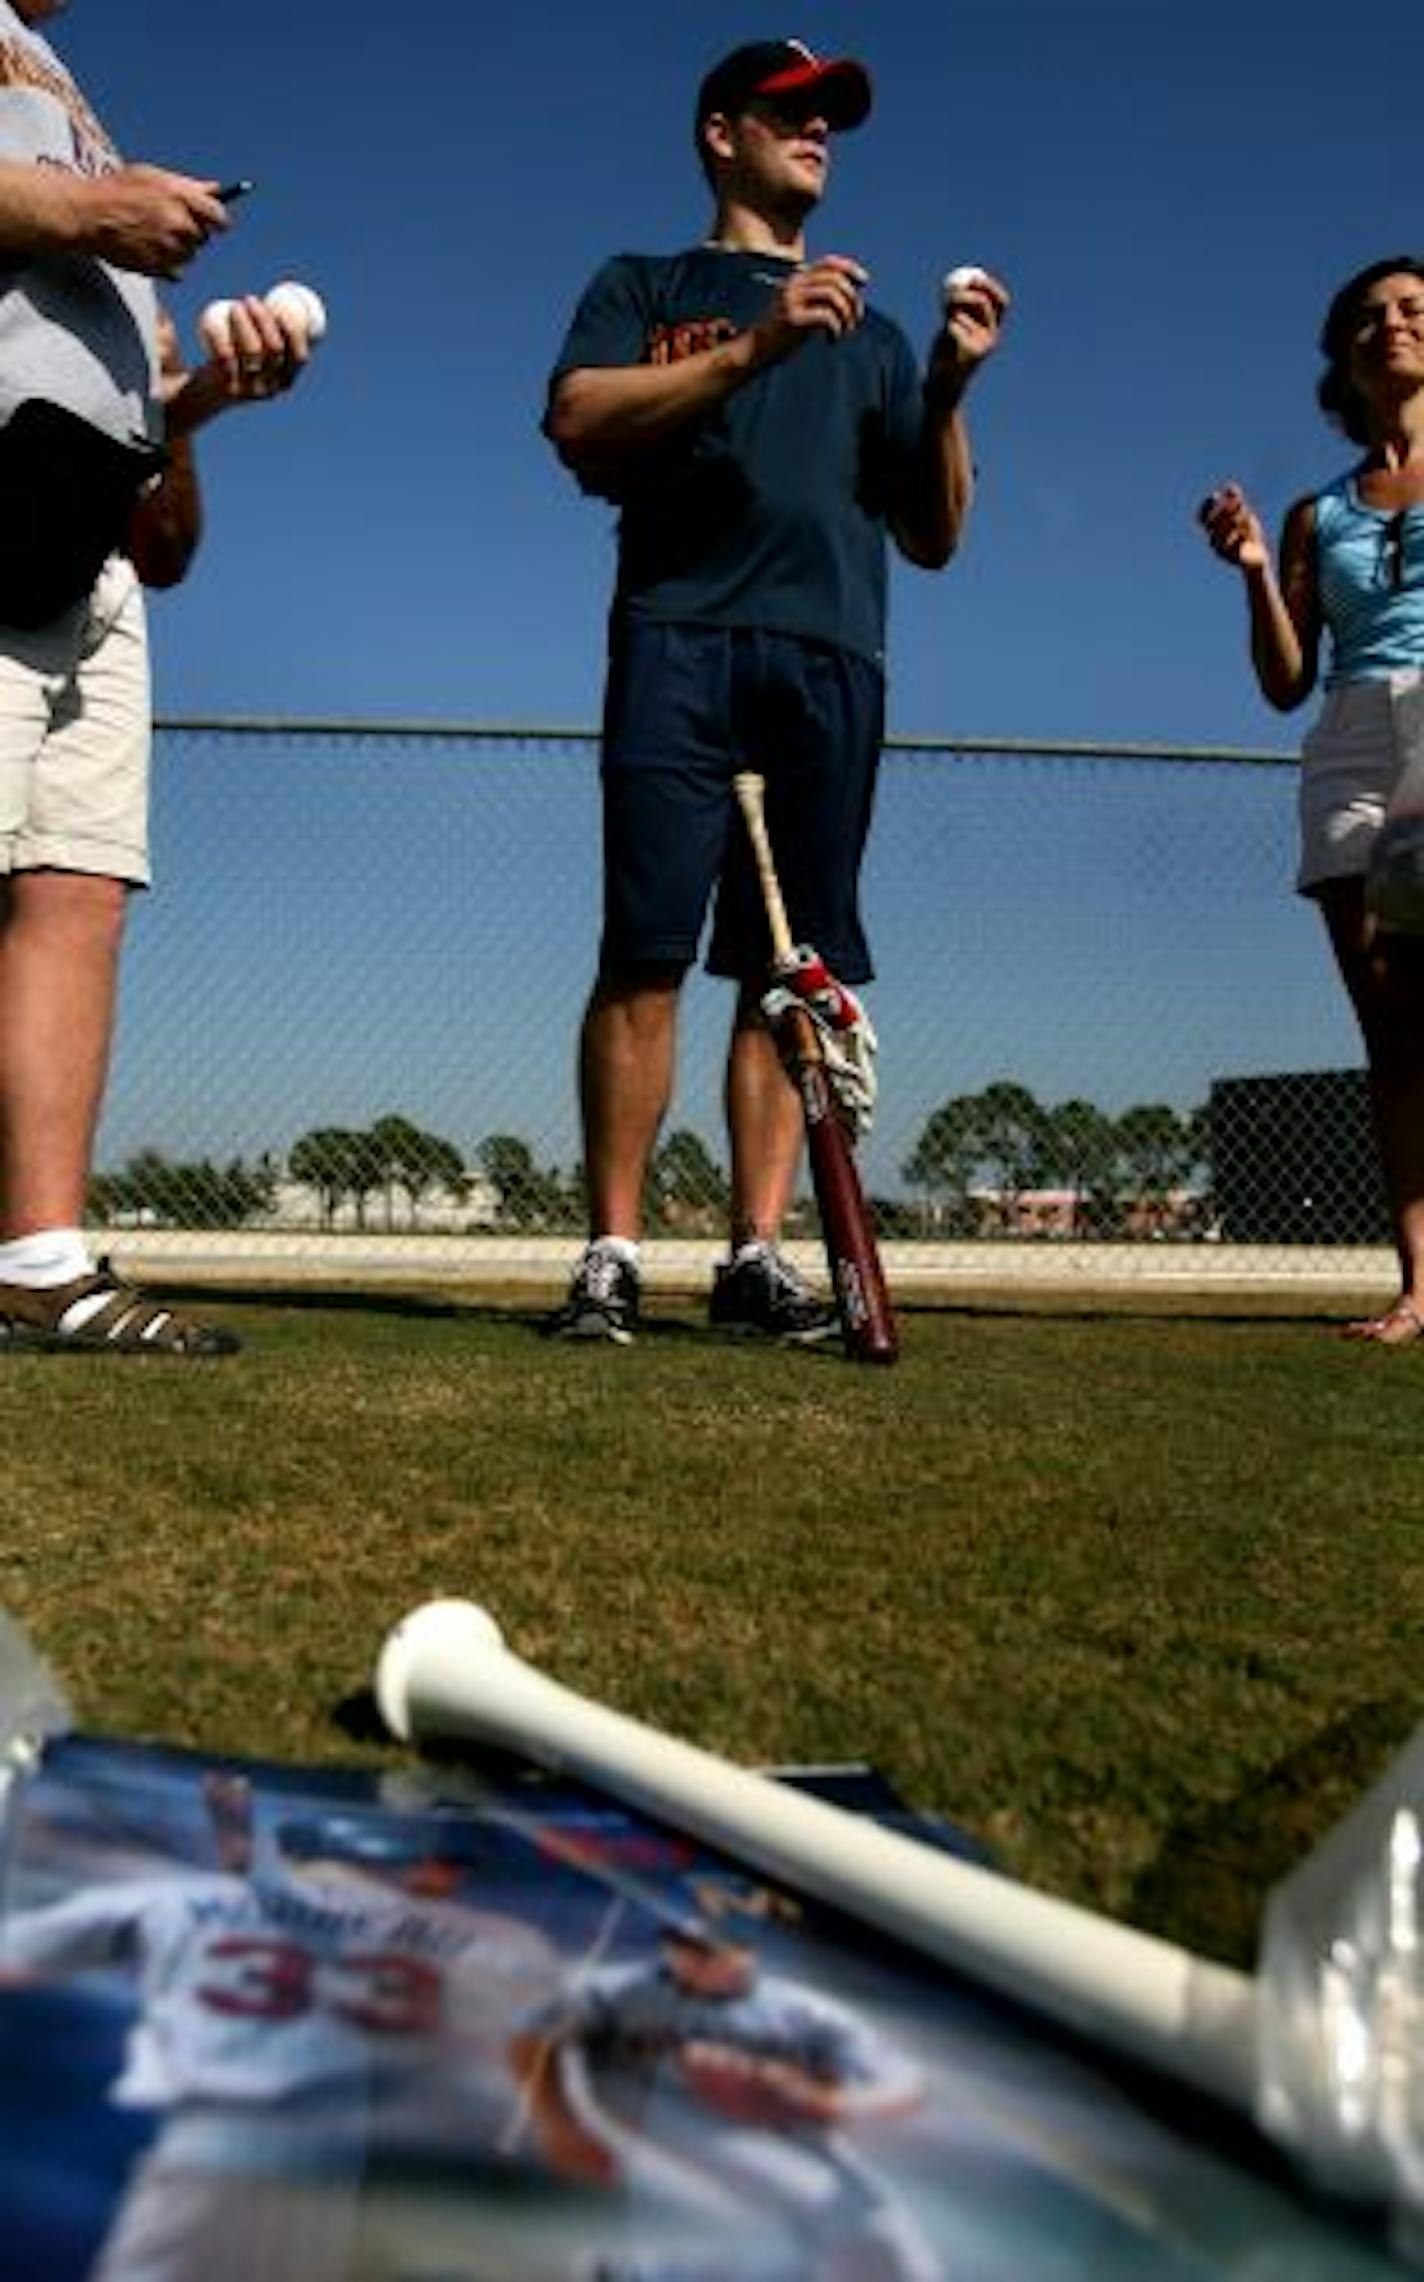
2, 1279, 1420, 1972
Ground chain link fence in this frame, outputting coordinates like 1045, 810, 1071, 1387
94, 719, 1392, 1289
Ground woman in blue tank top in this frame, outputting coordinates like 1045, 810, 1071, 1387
1201, 255, 1424, 1344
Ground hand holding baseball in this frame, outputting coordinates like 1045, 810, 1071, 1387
925, 264, 1008, 409
942, 264, 991, 306
198, 279, 327, 400
1198, 482, 1269, 573
936, 264, 1009, 368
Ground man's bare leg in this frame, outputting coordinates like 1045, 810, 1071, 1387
579, 966, 682, 1240
546, 967, 684, 1342
0, 869, 125, 1240
725, 988, 802, 1247
0, 868, 239, 1355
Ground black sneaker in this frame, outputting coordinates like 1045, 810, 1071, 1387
544, 1243, 640, 1344
708, 1247, 838, 1344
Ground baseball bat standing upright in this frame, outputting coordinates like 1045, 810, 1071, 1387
733, 771, 898, 1365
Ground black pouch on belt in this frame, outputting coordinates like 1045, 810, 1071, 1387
0, 398, 166, 629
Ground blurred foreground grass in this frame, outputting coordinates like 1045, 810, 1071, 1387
2, 1279, 1421, 1970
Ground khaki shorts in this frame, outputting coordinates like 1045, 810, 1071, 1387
0, 555, 151, 887
1298, 669, 1424, 895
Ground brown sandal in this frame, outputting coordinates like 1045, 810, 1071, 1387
0, 1258, 240, 1356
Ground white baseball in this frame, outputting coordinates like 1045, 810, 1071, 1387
266, 280, 327, 342
197, 298, 235, 354
942, 265, 990, 310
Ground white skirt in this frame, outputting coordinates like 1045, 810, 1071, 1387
1298, 667, 1424, 893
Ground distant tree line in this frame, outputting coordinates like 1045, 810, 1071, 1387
86, 1115, 735, 1235
474, 1125, 733, 1233
89, 1148, 278, 1230
900, 1079, 1210, 1237
87, 1087, 1212, 1240
288, 1115, 468, 1230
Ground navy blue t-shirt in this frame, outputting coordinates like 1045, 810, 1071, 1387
549, 247, 926, 668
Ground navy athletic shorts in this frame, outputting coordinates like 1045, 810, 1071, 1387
598, 621, 884, 984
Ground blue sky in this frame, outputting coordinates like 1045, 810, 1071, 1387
45, 1, 1410, 1188
58, 0, 1420, 746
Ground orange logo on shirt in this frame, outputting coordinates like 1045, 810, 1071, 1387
0, 37, 118, 176
647, 319, 738, 366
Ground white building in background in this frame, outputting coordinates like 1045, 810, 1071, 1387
269, 1166, 500, 1233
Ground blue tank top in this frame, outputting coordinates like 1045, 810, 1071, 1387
1315, 474, 1424, 685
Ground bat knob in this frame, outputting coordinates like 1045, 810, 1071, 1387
375, 1598, 506, 1741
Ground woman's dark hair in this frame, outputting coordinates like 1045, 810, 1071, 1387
1318, 256, 1424, 444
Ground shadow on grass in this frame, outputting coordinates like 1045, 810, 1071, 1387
137, 1275, 1370, 1338
144, 1281, 855, 1352
330, 1685, 545, 1790
141, 1281, 540, 1330
895, 1297, 1360, 1328
332, 1685, 398, 1746
1127, 1697, 1419, 1965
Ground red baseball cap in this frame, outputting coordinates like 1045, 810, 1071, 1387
695, 40, 873, 135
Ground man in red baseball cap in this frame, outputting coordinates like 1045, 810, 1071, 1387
543, 37, 1008, 1347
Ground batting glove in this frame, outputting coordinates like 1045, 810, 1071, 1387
761, 945, 878, 1137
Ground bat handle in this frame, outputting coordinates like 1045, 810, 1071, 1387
733, 772, 795, 965
732, 770, 823, 1066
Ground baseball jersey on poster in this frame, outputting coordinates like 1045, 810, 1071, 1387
1, 1864, 559, 2167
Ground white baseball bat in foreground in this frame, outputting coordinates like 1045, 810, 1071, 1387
375, 1598, 1258, 2112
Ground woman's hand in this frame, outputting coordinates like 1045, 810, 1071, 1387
1198, 482, 1269, 572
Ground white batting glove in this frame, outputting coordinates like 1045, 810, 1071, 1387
761, 946, 878, 1136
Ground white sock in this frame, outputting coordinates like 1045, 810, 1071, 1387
730, 1238, 772, 1268
588, 1235, 640, 1269
0, 1228, 94, 1286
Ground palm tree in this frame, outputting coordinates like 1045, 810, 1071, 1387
902, 1096, 982, 1232
477, 1133, 567, 1227
368, 1114, 465, 1229
649, 1128, 727, 1228
1114, 1103, 1194, 1234
974, 1080, 1050, 1231
289, 1128, 373, 1229
1038, 1098, 1117, 1237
